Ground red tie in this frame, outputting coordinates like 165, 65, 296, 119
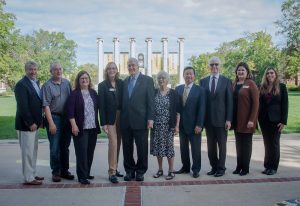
211, 76, 216, 94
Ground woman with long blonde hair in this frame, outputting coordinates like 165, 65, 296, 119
258, 67, 288, 176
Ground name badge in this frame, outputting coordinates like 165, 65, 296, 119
242, 85, 249, 88
109, 88, 116, 92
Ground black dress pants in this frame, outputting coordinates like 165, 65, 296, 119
179, 131, 201, 173
260, 121, 281, 171
73, 129, 97, 180
234, 131, 253, 172
121, 127, 148, 175
206, 126, 227, 171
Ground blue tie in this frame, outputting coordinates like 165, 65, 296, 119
128, 77, 135, 97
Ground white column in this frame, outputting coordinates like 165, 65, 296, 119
97, 38, 104, 83
129, 38, 136, 58
113, 37, 120, 68
178, 38, 185, 84
161, 38, 168, 72
145, 38, 152, 77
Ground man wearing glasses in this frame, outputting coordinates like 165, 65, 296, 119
42, 63, 74, 182
200, 57, 233, 177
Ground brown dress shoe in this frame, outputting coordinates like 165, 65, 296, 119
35, 176, 44, 181
24, 180, 43, 185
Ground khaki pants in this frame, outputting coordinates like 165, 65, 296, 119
107, 111, 122, 176
17, 130, 38, 182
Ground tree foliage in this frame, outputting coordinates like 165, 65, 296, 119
275, 0, 300, 84
190, 32, 282, 83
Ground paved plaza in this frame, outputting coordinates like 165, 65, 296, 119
0, 134, 299, 206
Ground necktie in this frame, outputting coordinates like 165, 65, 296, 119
182, 86, 188, 106
211, 76, 216, 94
128, 77, 135, 97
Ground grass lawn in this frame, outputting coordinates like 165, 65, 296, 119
0, 92, 299, 139
0, 95, 106, 140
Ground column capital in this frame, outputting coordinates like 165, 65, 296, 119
113, 37, 119, 42
177, 37, 185, 42
96, 38, 103, 43
129, 37, 136, 42
161, 37, 168, 42
145, 37, 152, 42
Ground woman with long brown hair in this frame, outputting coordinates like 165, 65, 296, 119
258, 67, 288, 175
232, 62, 259, 176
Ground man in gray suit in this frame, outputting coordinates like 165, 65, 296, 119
121, 57, 155, 182
200, 57, 233, 177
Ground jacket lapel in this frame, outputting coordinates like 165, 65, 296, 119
24, 76, 41, 99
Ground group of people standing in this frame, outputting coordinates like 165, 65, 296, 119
14, 56, 288, 185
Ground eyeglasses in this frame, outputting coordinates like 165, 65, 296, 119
79, 77, 89, 80
210, 63, 219, 67
266, 71, 275, 75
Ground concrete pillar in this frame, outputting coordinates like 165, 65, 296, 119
129, 38, 136, 58
145, 38, 152, 77
161, 38, 168, 72
97, 38, 104, 83
113, 37, 120, 68
178, 38, 185, 84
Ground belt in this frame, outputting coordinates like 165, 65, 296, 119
51, 112, 63, 116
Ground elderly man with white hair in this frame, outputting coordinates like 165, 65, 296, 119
120, 57, 155, 182
200, 57, 233, 177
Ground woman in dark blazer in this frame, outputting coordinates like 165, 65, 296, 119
67, 71, 100, 184
232, 62, 259, 176
259, 67, 288, 175
98, 62, 123, 184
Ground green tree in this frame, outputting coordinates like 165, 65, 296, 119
25, 29, 77, 84
275, 0, 300, 84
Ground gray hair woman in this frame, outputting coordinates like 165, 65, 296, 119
150, 71, 181, 180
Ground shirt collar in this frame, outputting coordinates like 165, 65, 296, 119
185, 82, 194, 88
210, 73, 220, 79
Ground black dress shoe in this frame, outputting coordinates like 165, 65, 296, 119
232, 169, 241, 174
207, 170, 217, 176
109, 175, 119, 184
61, 172, 75, 180
266, 169, 277, 175
214, 170, 225, 177
261, 169, 269, 174
124, 173, 135, 181
239, 170, 249, 176
135, 173, 144, 182
79, 179, 90, 184
192, 172, 199, 178
174, 168, 190, 174
116, 170, 124, 177
87, 175, 94, 180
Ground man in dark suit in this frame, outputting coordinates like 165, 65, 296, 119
15, 61, 44, 185
200, 57, 233, 177
174, 67, 206, 178
121, 57, 155, 181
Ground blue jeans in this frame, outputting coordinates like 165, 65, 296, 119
46, 115, 62, 175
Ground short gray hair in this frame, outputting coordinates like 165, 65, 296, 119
157, 71, 170, 82
25, 61, 38, 70
127, 57, 139, 67
209, 56, 221, 65
50, 62, 62, 72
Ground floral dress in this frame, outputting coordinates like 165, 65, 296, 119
150, 90, 175, 158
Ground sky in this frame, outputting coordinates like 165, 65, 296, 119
5, 0, 285, 66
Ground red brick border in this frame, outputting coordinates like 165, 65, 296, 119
0, 177, 299, 189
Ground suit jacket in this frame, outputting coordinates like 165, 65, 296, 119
121, 73, 155, 130
15, 76, 43, 131
98, 79, 123, 126
200, 75, 233, 128
67, 89, 100, 137
175, 83, 206, 135
258, 83, 288, 125
232, 79, 259, 133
